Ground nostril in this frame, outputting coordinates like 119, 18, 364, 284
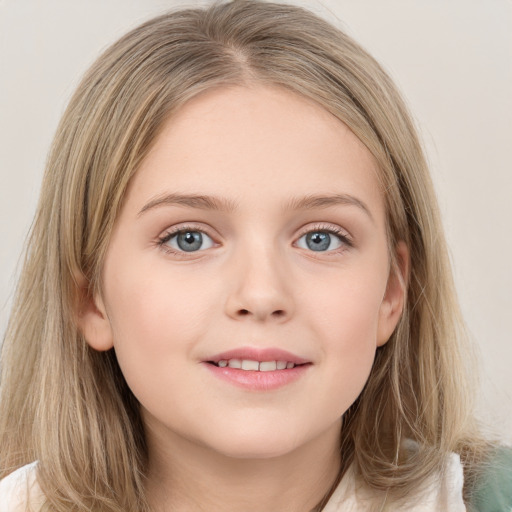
235, 308, 287, 318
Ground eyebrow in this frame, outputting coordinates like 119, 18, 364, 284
138, 192, 374, 222
138, 193, 239, 216
284, 193, 374, 222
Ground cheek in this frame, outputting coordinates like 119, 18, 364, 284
106, 257, 217, 339
300, 263, 387, 406
102, 259, 218, 397
305, 266, 386, 346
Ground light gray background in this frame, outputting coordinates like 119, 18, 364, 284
1, 0, 511, 441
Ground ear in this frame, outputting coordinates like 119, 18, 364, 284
377, 241, 409, 347
75, 273, 114, 352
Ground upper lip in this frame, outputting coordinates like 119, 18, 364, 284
205, 346, 311, 365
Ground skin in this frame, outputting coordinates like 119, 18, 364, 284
80, 85, 407, 511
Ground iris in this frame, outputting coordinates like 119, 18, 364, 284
177, 231, 203, 252
305, 232, 331, 251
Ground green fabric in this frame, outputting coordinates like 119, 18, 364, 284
470, 446, 512, 512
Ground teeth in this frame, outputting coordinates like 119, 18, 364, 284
259, 361, 277, 372
241, 359, 259, 371
216, 359, 297, 371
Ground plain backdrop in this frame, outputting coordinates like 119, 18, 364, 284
1, 0, 511, 442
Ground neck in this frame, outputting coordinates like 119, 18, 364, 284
145, 420, 342, 512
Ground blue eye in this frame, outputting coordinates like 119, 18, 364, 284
162, 230, 214, 252
296, 230, 345, 252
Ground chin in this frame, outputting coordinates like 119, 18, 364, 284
216, 441, 300, 460
202, 423, 309, 460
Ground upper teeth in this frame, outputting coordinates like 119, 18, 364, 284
216, 359, 296, 371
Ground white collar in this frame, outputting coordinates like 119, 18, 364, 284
323, 453, 466, 512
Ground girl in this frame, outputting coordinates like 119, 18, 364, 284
0, 1, 505, 510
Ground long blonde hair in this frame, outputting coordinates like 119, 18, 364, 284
0, 1, 487, 510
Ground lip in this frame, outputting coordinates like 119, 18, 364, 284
205, 346, 310, 365
202, 346, 312, 392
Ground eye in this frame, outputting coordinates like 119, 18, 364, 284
160, 229, 215, 253
296, 227, 350, 252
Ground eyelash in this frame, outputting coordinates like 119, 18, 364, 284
157, 224, 212, 258
156, 223, 353, 257
296, 223, 353, 253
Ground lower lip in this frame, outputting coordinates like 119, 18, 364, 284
202, 363, 311, 391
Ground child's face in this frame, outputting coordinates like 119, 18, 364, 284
83, 85, 405, 461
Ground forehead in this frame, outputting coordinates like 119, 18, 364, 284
125, 85, 385, 223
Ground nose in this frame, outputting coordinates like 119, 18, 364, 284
224, 243, 294, 323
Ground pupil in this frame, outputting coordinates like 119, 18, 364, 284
177, 231, 202, 252
306, 232, 330, 251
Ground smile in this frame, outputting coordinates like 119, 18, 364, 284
203, 347, 312, 391
210, 359, 298, 371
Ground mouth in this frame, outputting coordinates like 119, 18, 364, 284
206, 359, 307, 371
202, 347, 312, 391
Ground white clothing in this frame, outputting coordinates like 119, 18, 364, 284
0, 462, 44, 512
322, 453, 466, 511
0, 454, 466, 511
